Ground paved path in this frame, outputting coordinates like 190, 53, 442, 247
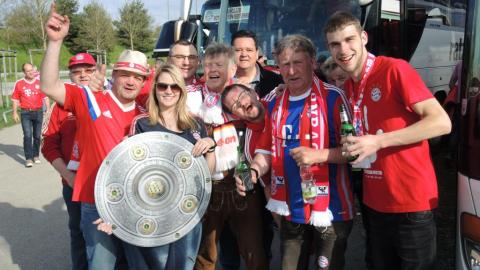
0, 124, 70, 270
0, 123, 366, 270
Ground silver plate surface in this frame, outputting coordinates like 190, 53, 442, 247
95, 131, 212, 247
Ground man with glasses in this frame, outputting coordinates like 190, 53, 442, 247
194, 43, 267, 270
12, 62, 50, 167
217, 30, 283, 270
41, 52, 96, 270
167, 40, 203, 115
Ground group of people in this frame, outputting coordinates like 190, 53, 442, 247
9, 3, 451, 270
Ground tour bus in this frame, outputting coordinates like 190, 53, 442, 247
456, 0, 480, 269
154, 0, 466, 103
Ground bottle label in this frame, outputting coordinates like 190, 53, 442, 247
301, 181, 317, 203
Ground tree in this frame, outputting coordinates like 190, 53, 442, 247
4, 0, 50, 49
74, 1, 115, 54
115, 0, 153, 52
56, 0, 82, 53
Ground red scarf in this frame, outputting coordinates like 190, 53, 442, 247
266, 76, 332, 226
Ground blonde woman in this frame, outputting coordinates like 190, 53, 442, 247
98, 64, 215, 270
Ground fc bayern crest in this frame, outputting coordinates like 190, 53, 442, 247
371, 87, 381, 102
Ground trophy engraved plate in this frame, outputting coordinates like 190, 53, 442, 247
95, 132, 212, 247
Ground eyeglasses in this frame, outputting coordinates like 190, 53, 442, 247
170, 55, 198, 61
155, 82, 182, 92
231, 89, 250, 112
70, 68, 96, 76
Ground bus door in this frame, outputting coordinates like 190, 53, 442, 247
456, 0, 480, 269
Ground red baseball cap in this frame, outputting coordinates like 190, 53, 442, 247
68, 53, 96, 68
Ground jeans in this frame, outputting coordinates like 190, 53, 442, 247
80, 203, 121, 270
123, 223, 202, 270
20, 109, 42, 160
316, 221, 353, 270
63, 184, 88, 270
280, 219, 352, 270
364, 206, 436, 270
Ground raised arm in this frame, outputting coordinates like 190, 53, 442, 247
40, 3, 70, 105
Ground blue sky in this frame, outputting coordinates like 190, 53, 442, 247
78, 0, 206, 26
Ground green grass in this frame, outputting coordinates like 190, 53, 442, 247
0, 38, 73, 74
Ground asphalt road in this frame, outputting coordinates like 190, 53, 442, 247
0, 124, 70, 269
0, 123, 367, 270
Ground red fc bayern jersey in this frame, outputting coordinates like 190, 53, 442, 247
63, 83, 143, 203
344, 56, 437, 213
11, 78, 46, 109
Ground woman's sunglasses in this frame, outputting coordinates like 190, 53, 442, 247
155, 82, 182, 92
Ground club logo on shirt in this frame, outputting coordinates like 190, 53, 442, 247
102, 110, 113, 118
371, 87, 381, 102
23, 88, 33, 97
35, 84, 40, 89
192, 131, 201, 140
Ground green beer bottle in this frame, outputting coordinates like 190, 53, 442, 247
235, 131, 254, 192
339, 104, 359, 162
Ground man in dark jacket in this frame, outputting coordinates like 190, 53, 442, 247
217, 30, 283, 270
231, 30, 283, 98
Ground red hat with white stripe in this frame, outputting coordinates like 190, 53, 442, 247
113, 50, 149, 76
68, 53, 96, 68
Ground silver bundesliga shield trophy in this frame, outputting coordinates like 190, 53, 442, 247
95, 132, 212, 247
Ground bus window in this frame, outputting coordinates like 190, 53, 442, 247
379, 0, 401, 57
458, 0, 480, 179
405, 0, 466, 61
201, 0, 362, 60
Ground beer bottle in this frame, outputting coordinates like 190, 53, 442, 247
339, 104, 359, 162
235, 131, 254, 192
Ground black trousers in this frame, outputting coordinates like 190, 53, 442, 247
364, 206, 436, 270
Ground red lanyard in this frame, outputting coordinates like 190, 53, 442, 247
348, 53, 376, 135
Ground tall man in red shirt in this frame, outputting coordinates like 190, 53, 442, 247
41, 5, 148, 269
325, 11, 451, 270
41, 52, 97, 270
11, 62, 50, 167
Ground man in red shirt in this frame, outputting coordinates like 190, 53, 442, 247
11, 62, 50, 167
41, 5, 148, 268
41, 52, 96, 270
325, 11, 451, 269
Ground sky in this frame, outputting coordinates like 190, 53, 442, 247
78, 0, 206, 26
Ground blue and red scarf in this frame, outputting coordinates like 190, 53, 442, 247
266, 75, 332, 227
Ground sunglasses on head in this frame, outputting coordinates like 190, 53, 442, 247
155, 82, 182, 92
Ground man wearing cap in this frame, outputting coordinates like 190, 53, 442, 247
41, 6, 148, 268
41, 52, 96, 270
11, 62, 50, 167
